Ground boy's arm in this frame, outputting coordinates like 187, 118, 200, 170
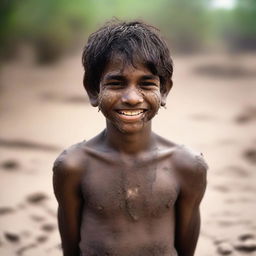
53, 156, 84, 256
175, 153, 208, 256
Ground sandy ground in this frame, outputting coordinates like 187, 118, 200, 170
0, 51, 256, 256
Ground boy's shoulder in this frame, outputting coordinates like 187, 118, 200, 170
53, 140, 87, 175
156, 134, 208, 174
171, 144, 208, 188
173, 144, 208, 172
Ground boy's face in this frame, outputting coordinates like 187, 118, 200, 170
91, 55, 168, 134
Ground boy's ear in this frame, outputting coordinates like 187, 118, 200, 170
160, 80, 173, 106
86, 89, 99, 107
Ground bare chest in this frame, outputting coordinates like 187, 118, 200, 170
81, 159, 178, 220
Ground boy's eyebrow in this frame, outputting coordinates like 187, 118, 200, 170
104, 75, 125, 81
140, 75, 159, 80
103, 74, 159, 81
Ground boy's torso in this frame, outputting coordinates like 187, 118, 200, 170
80, 144, 179, 256
63, 135, 180, 256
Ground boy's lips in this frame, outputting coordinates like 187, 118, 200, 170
115, 109, 147, 121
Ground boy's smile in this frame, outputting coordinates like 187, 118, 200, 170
116, 109, 146, 120
97, 55, 163, 133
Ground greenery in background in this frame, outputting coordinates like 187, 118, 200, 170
0, 0, 93, 62
0, 0, 255, 63
227, 0, 256, 51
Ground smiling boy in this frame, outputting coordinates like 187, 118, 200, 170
53, 20, 208, 256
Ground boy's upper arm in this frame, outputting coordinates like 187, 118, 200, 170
53, 148, 85, 256
175, 146, 208, 200
174, 146, 208, 255
53, 151, 83, 204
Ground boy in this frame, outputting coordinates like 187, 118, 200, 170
53, 20, 208, 256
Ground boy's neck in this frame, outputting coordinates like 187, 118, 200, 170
104, 122, 156, 155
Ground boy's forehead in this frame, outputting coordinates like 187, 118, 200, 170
103, 54, 154, 76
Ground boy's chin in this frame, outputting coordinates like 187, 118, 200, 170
105, 111, 156, 134
112, 121, 149, 134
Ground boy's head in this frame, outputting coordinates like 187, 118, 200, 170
82, 20, 173, 100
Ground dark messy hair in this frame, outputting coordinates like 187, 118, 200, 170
82, 19, 173, 95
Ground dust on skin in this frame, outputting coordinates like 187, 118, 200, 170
97, 83, 162, 134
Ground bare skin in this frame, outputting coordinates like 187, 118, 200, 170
53, 56, 208, 256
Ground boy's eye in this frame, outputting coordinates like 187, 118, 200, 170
140, 82, 158, 88
105, 81, 123, 87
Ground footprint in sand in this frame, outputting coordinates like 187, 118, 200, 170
26, 192, 49, 205
216, 241, 234, 255
235, 106, 256, 124
0, 159, 20, 171
239, 234, 255, 240
36, 235, 48, 243
216, 234, 256, 255
243, 148, 256, 165
4, 232, 20, 243
0, 206, 14, 215
41, 223, 56, 233
16, 243, 37, 256
234, 233, 256, 253
9, 234, 48, 255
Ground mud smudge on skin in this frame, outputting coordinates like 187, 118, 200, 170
121, 150, 158, 221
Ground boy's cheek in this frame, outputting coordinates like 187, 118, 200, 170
97, 90, 119, 120
148, 91, 161, 110
98, 89, 116, 108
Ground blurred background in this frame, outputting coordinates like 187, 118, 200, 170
1, 0, 256, 62
0, 0, 256, 255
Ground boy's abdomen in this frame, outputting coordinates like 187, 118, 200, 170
79, 158, 179, 255
79, 212, 177, 256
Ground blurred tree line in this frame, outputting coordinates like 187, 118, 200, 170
0, 0, 255, 63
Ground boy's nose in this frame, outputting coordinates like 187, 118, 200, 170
121, 87, 143, 105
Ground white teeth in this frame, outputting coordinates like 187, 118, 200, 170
118, 110, 144, 116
